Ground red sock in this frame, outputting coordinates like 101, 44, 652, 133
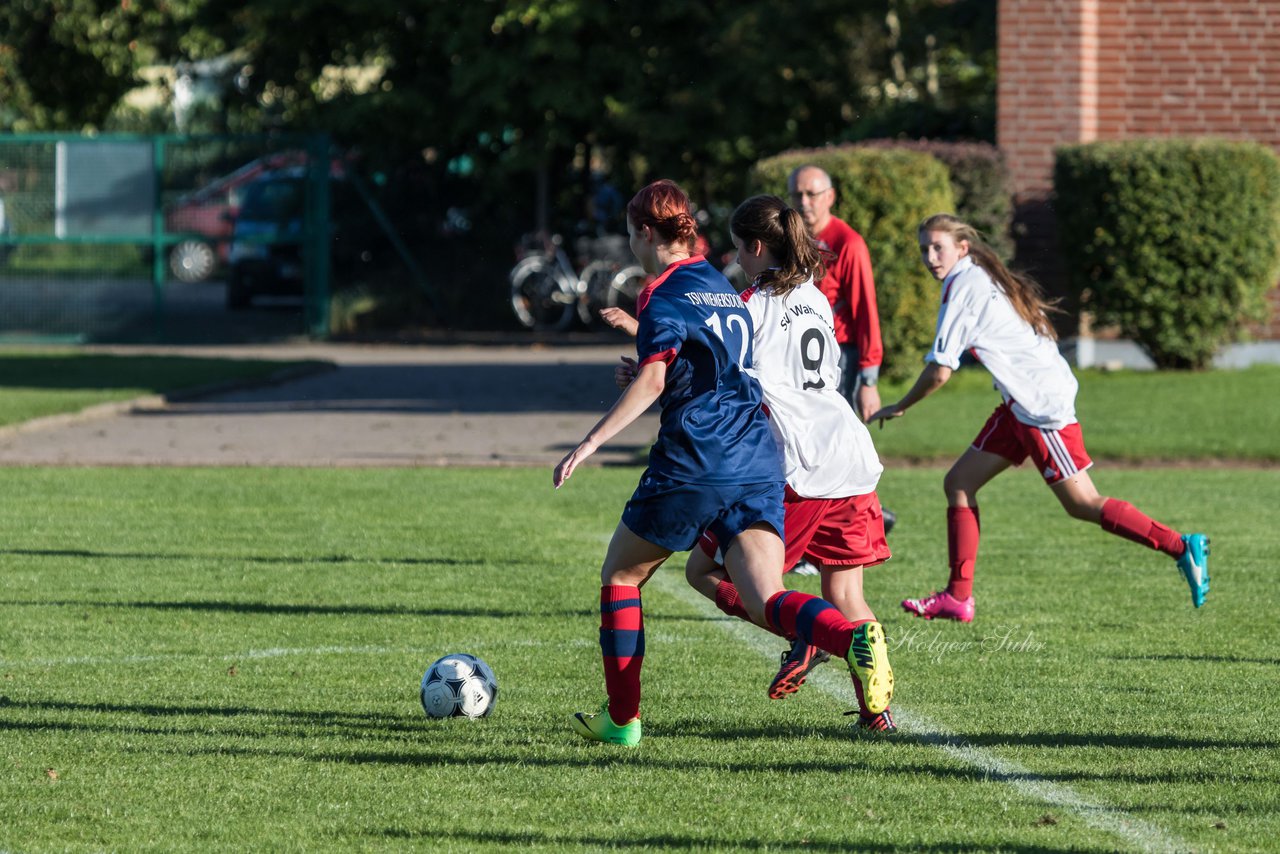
763, 590, 853, 659
846, 618, 875, 715
1100, 499, 1184, 558
599, 585, 644, 723
946, 506, 980, 600
716, 580, 787, 638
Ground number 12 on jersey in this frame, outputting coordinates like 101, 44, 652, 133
705, 313, 750, 366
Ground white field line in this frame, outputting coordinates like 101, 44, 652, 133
654, 573, 1194, 854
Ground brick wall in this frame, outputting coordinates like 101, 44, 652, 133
998, 0, 1280, 338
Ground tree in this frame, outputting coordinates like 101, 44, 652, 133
1, 1, 995, 236
0, 0, 215, 131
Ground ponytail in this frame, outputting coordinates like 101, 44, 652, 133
730, 195, 825, 296
919, 213, 1061, 338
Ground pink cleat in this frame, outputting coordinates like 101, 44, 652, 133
901, 590, 975, 623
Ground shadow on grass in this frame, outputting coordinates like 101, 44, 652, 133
907, 729, 1280, 751
2, 697, 1270, 797
110, 732, 1280, 788
1107, 653, 1280, 666
672, 720, 1280, 754
3, 547, 492, 567
0, 594, 734, 623
0, 597, 593, 620
0, 697, 423, 740
378, 828, 1112, 854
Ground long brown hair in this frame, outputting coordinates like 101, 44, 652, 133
919, 213, 1061, 339
730, 195, 825, 297
627, 179, 699, 252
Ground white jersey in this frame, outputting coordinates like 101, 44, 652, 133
742, 278, 883, 499
926, 256, 1078, 429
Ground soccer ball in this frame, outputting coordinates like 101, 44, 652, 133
420, 653, 498, 719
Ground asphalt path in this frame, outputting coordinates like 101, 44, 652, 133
0, 342, 659, 468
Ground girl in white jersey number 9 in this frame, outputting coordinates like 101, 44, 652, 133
868, 214, 1209, 621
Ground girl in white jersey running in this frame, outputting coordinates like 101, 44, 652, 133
610, 196, 898, 732
869, 214, 1209, 622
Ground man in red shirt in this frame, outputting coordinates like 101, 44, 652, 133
787, 165, 895, 537
787, 165, 883, 422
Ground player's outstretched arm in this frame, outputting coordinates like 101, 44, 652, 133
599, 307, 638, 337
554, 359, 667, 488
868, 362, 952, 426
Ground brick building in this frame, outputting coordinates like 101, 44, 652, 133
998, 0, 1280, 364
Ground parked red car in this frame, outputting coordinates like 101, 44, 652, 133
163, 152, 310, 282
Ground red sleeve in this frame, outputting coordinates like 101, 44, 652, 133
846, 236, 882, 369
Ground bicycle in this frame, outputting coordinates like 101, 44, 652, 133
509, 232, 649, 331
509, 233, 579, 331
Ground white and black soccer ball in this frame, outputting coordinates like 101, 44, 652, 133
420, 653, 498, 719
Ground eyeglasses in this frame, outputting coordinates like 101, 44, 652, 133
789, 188, 832, 200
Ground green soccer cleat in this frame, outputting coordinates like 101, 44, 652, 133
571, 702, 642, 747
845, 620, 894, 715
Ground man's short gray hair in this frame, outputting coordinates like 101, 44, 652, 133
787, 164, 832, 191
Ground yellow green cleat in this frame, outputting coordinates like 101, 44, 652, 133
846, 620, 894, 715
571, 702, 642, 747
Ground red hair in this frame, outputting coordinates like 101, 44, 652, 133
627, 179, 699, 251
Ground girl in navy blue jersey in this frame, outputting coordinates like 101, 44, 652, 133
555, 179, 892, 746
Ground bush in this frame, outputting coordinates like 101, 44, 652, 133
858, 139, 1013, 260
1055, 138, 1280, 369
750, 145, 955, 379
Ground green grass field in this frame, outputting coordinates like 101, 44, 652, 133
1, 465, 1276, 852
872, 364, 1280, 462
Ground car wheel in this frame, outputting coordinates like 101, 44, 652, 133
170, 240, 217, 283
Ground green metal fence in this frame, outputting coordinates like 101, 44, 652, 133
0, 132, 332, 342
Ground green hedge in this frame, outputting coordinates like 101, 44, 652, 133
1055, 138, 1280, 369
751, 146, 955, 379
858, 139, 1014, 260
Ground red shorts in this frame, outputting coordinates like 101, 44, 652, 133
971, 402, 1093, 485
700, 486, 890, 571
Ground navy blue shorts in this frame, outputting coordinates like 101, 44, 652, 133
621, 471, 784, 553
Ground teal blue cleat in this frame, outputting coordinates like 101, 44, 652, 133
1176, 533, 1210, 607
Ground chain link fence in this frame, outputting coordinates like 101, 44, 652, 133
0, 133, 333, 342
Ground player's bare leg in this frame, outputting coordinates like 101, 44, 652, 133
684, 545, 727, 601
720, 524, 787, 624
572, 521, 670, 747
822, 564, 875, 623
943, 446, 1012, 509
1053, 469, 1210, 607
1049, 468, 1106, 522
599, 521, 670, 587
903, 448, 1009, 622
822, 563, 894, 724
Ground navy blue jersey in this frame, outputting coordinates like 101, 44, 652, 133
634, 256, 783, 485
